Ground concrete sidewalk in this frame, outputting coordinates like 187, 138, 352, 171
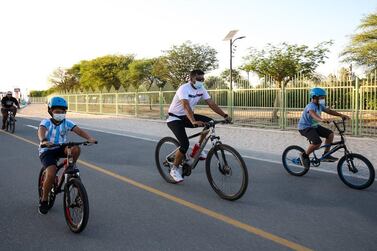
18, 104, 377, 167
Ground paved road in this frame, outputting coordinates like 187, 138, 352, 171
1, 117, 376, 251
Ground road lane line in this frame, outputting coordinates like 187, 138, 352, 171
1, 129, 312, 251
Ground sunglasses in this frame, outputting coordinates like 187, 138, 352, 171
196, 77, 205, 81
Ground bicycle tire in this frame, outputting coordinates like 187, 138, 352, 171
38, 168, 56, 210
155, 137, 180, 184
9, 119, 15, 133
205, 144, 248, 201
282, 145, 310, 176
63, 178, 89, 233
337, 153, 375, 190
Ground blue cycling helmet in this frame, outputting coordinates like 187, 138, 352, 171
48, 96, 68, 110
310, 87, 326, 99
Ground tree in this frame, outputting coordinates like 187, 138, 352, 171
220, 69, 243, 83
163, 41, 218, 89
243, 41, 332, 120
205, 76, 228, 89
127, 59, 156, 91
341, 11, 377, 71
48, 67, 79, 92
79, 55, 134, 91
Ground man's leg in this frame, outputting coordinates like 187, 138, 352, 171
1, 108, 8, 129
167, 120, 188, 182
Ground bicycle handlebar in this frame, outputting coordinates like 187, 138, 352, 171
204, 119, 232, 129
40, 141, 98, 148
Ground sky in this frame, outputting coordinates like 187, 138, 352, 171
0, 0, 376, 93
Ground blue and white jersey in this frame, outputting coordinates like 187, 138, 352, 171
38, 118, 76, 155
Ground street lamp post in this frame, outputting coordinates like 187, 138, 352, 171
223, 30, 245, 118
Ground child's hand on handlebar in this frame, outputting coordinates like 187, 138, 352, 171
224, 115, 232, 123
87, 138, 97, 144
341, 115, 350, 121
192, 121, 205, 127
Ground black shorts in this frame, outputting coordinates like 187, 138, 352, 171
39, 146, 66, 168
167, 114, 212, 154
299, 125, 333, 145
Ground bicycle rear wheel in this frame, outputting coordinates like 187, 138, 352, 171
337, 153, 375, 190
38, 168, 56, 210
155, 137, 180, 184
63, 178, 89, 233
205, 144, 248, 201
282, 145, 310, 176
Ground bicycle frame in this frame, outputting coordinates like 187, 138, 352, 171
311, 120, 351, 165
166, 121, 223, 170
54, 146, 79, 194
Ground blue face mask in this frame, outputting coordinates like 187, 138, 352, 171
194, 81, 204, 89
319, 99, 326, 106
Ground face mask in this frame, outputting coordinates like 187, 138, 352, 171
319, 99, 326, 106
194, 81, 204, 89
53, 113, 66, 121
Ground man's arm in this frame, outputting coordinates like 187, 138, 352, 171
13, 98, 20, 109
180, 99, 196, 123
205, 99, 227, 118
72, 126, 96, 142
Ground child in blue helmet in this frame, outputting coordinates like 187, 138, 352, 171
37, 96, 97, 215
298, 87, 350, 168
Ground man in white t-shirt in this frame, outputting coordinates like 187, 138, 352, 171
167, 69, 231, 182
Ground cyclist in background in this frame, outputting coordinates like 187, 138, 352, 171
1, 91, 20, 130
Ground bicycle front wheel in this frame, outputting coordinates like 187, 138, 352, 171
155, 137, 180, 184
63, 178, 89, 233
9, 119, 15, 133
282, 145, 310, 176
337, 153, 375, 190
205, 144, 248, 201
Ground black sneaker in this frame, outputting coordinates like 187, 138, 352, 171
300, 152, 310, 168
38, 201, 49, 215
1, 124, 5, 130
322, 154, 338, 162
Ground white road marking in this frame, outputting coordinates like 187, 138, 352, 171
26, 125, 38, 130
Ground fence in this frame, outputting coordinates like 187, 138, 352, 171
29, 73, 377, 136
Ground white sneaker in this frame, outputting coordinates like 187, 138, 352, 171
199, 151, 207, 160
170, 166, 183, 183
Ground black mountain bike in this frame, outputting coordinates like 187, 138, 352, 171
5, 111, 15, 133
282, 119, 375, 190
155, 120, 249, 201
38, 141, 97, 233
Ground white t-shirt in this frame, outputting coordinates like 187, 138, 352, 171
167, 82, 211, 122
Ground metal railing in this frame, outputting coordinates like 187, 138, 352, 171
29, 73, 377, 136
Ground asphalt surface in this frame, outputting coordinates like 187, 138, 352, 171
0, 117, 376, 251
